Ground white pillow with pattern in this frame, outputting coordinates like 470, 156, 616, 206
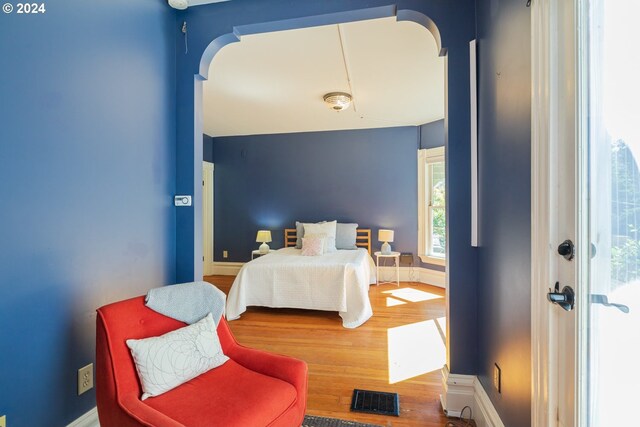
126, 313, 228, 400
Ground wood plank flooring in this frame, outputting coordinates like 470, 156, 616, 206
205, 275, 450, 427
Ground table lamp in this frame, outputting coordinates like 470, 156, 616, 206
256, 230, 272, 254
378, 229, 394, 255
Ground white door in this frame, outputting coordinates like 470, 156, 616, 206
532, 0, 640, 426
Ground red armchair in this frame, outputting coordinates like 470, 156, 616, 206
96, 296, 307, 427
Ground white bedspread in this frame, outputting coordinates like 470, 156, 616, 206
226, 248, 376, 328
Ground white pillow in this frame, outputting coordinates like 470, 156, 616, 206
303, 221, 337, 252
126, 313, 228, 400
301, 235, 325, 256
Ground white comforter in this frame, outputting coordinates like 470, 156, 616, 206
226, 248, 377, 328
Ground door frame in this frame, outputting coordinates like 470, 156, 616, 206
530, 0, 557, 420
203, 161, 214, 276
531, 0, 588, 425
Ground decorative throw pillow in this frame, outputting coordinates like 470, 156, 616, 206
336, 223, 359, 250
301, 235, 325, 256
126, 313, 228, 400
303, 221, 337, 252
295, 221, 326, 248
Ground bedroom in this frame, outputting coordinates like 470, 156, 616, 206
199, 16, 448, 425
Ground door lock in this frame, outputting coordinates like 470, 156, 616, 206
547, 282, 575, 311
557, 239, 575, 260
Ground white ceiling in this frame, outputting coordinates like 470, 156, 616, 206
202, 17, 445, 137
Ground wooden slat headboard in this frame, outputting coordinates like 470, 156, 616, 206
284, 228, 372, 254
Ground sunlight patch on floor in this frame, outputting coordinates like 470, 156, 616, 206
386, 297, 408, 307
382, 287, 443, 303
387, 320, 446, 384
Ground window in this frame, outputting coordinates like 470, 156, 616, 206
418, 147, 446, 265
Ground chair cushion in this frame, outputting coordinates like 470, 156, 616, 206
144, 359, 297, 427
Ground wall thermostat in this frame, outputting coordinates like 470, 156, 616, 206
174, 195, 192, 206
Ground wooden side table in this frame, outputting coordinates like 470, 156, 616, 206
251, 249, 275, 260
374, 251, 400, 286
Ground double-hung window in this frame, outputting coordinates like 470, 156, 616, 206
418, 147, 446, 265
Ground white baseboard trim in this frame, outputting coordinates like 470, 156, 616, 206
67, 407, 99, 427
418, 267, 446, 288
440, 366, 505, 427
440, 365, 476, 418
378, 266, 446, 288
473, 378, 505, 427
209, 261, 243, 275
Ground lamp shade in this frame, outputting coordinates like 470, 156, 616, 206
256, 230, 272, 243
378, 229, 394, 243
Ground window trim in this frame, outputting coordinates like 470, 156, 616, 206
418, 147, 446, 266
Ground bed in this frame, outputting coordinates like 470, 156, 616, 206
226, 228, 377, 328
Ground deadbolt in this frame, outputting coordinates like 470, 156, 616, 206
557, 239, 574, 260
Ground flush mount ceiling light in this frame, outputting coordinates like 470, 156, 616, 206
168, 0, 189, 10
323, 92, 352, 112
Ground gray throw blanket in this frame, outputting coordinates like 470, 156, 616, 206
145, 281, 226, 325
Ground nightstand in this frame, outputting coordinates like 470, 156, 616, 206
251, 249, 275, 260
374, 251, 400, 286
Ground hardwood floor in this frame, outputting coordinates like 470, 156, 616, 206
205, 275, 450, 427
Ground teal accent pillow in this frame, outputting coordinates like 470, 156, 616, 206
336, 223, 358, 250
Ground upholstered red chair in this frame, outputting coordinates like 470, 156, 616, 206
96, 296, 307, 427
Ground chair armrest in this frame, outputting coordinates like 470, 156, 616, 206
227, 344, 308, 391
119, 395, 185, 427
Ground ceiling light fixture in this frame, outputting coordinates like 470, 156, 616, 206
323, 92, 352, 112
168, 0, 189, 10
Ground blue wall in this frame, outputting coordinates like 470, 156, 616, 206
420, 119, 445, 149
0, 1, 176, 425
476, 0, 532, 425
204, 134, 215, 163
178, 0, 478, 375
211, 127, 421, 262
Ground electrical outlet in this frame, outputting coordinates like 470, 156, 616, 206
223, 250, 228, 259
78, 363, 94, 395
493, 363, 501, 393
0, 414, 6, 427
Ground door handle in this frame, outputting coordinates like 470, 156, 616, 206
547, 282, 575, 311
590, 294, 630, 314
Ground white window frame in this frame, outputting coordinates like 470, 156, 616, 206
418, 146, 446, 266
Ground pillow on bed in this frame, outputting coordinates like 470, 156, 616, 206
336, 223, 359, 250
301, 235, 325, 256
295, 221, 326, 248
303, 221, 337, 252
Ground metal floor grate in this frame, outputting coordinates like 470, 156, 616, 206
350, 389, 400, 417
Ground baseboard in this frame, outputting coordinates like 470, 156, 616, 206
473, 379, 505, 427
67, 407, 99, 427
440, 366, 504, 427
440, 365, 476, 418
418, 267, 446, 288
210, 261, 243, 275
378, 266, 446, 288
